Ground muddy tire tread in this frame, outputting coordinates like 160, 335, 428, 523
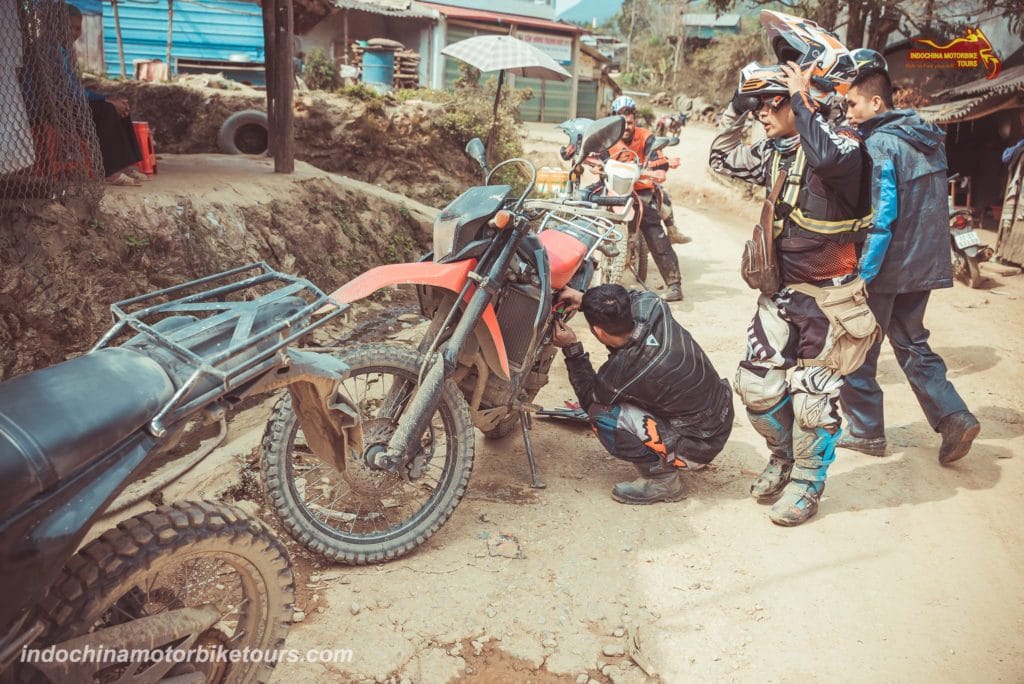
34, 501, 294, 684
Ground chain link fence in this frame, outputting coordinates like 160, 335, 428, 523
1, 0, 103, 210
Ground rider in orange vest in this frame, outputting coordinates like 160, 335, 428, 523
605, 96, 683, 302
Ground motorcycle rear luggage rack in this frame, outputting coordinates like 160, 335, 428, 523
93, 262, 347, 436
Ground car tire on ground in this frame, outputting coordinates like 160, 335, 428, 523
218, 110, 270, 155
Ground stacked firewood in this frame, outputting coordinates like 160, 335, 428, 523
347, 42, 367, 74
394, 50, 420, 89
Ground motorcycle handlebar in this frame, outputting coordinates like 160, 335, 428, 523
521, 198, 631, 223
591, 195, 630, 207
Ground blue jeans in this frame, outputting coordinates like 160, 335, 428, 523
839, 290, 967, 438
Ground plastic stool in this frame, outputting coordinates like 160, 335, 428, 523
133, 121, 157, 175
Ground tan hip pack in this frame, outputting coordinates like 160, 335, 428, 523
740, 171, 787, 296
787, 277, 882, 376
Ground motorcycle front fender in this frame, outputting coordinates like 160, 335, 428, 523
236, 349, 361, 472
324, 262, 510, 379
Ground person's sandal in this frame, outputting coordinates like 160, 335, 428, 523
125, 167, 151, 182
106, 172, 141, 187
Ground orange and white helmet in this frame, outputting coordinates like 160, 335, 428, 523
760, 10, 857, 105
737, 61, 789, 99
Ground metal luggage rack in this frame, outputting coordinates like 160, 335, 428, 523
535, 208, 623, 262
93, 262, 347, 435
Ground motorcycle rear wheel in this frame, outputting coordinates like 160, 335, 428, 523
30, 501, 293, 684
952, 248, 984, 288
598, 227, 628, 285
261, 344, 474, 564
627, 228, 649, 285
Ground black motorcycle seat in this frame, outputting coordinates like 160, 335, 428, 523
0, 347, 175, 517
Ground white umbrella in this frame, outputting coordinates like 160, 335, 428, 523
441, 34, 572, 81
442, 34, 572, 156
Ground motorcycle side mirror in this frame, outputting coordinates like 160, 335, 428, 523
465, 138, 488, 173
556, 117, 594, 146
643, 134, 656, 158
648, 136, 675, 155
577, 115, 626, 163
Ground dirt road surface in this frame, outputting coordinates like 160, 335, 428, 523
169, 122, 1023, 682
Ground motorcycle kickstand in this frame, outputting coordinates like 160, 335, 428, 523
519, 409, 546, 489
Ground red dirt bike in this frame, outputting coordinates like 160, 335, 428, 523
655, 111, 688, 137
260, 116, 633, 564
592, 134, 680, 286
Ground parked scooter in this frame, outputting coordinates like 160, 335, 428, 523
260, 116, 633, 565
0, 263, 356, 682
948, 174, 994, 288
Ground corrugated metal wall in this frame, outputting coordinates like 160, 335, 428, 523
576, 79, 598, 119
101, 0, 264, 79
515, 73, 571, 123
443, 24, 499, 86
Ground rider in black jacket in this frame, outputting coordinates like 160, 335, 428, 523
553, 284, 733, 504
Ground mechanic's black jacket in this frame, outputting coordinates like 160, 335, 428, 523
563, 291, 728, 419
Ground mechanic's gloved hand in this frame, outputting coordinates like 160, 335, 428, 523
730, 90, 759, 117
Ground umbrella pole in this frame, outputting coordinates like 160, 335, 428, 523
485, 69, 505, 163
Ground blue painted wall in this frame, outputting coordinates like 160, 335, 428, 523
69, 0, 103, 16
101, 0, 265, 78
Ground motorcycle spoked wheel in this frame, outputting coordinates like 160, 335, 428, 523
261, 344, 474, 565
627, 228, 649, 285
597, 224, 629, 285
28, 501, 293, 684
952, 247, 984, 288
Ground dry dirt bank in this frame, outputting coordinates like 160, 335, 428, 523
90, 79, 480, 207
0, 155, 434, 378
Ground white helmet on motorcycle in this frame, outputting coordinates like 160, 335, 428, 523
759, 10, 857, 106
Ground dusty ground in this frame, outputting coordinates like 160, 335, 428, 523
106, 122, 1024, 682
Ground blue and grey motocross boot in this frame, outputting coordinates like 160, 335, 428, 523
769, 426, 841, 526
747, 396, 795, 502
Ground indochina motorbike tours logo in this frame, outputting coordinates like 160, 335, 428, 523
908, 26, 1003, 79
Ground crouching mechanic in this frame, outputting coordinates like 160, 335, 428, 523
709, 11, 877, 526
551, 284, 733, 504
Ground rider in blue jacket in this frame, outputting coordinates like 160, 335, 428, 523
840, 52, 980, 464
